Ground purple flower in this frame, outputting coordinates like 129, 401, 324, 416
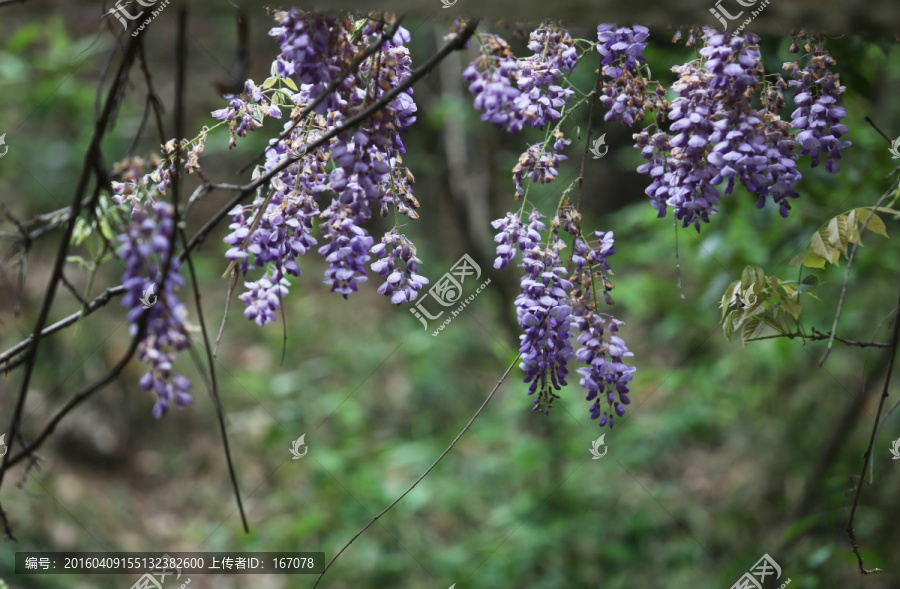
240, 270, 290, 326
787, 48, 851, 173
633, 30, 806, 229
514, 211, 574, 414
463, 23, 578, 132
512, 133, 570, 197
490, 211, 543, 269
117, 199, 193, 418
370, 229, 429, 305
596, 24, 650, 126
569, 231, 635, 428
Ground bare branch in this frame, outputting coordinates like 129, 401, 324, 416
846, 286, 900, 575
313, 352, 521, 588
0, 33, 142, 540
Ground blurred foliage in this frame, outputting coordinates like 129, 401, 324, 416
2, 12, 900, 589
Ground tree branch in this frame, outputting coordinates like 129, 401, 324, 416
180, 18, 481, 261
846, 284, 900, 574
0, 33, 141, 540
313, 352, 520, 588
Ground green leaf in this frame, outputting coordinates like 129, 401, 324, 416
282, 76, 299, 91
741, 318, 762, 345
801, 251, 827, 269
856, 208, 888, 238
825, 216, 842, 249
801, 274, 820, 286
779, 292, 802, 319
720, 280, 741, 319
809, 231, 832, 262
261, 76, 277, 89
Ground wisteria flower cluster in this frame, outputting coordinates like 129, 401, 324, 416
570, 231, 635, 428
114, 192, 194, 419
628, 29, 848, 229
466, 22, 637, 427
513, 211, 574, 414
489, 206, 636, 427
463, 22, 578, 134
785, 45, 851, 173
596, 24, 656, 126
216, 10, 425, 324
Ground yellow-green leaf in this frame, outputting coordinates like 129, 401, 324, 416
802, 251, 827, 269
856, 208, 888, 238
282, 76, 299, 91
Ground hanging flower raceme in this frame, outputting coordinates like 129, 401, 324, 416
596, 24, 651, 126
115, 197, 194, 418
513, 211, 574, 414
570, 231, 635, 429
632, 29, 820, 229
370, 229, 429, 304
512, 132, 571, 197
463, 23, 578, 133
216, 10, 424, 319
786, 46, 851, 173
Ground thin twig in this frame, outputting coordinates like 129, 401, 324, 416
174, 6, 249, 534
846, 284, 900, 575
0, 286, 126, 373
864, 115, 893, 145
575, 66, 602, 212
312, 353, 521, 588
59, 272, 89, 307
820, 179, 900, 365
745, 328, 890, 348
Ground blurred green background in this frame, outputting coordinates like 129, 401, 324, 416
1, 7, 900, 589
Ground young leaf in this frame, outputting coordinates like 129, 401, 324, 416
856, 208, 889, 238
